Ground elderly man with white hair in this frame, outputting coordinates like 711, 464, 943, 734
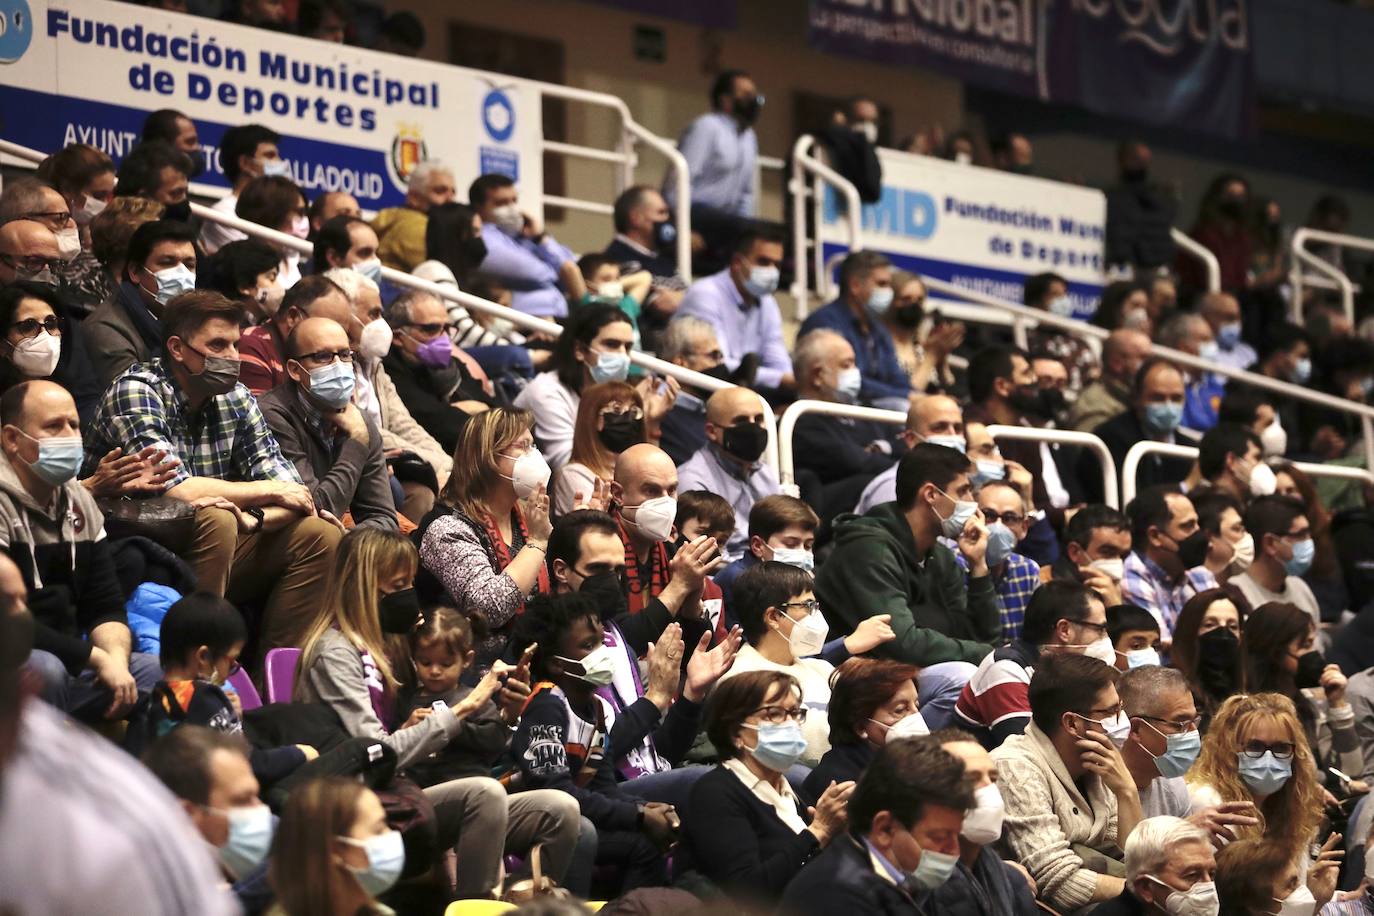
658, 316, 728, 464
373, 159, 457, 272
1094, 816, 1217, 915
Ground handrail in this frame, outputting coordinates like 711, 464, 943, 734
1170, 228, 1221, 295
1120, 440, 1374, 505
789, 134, 862, 319
984, 425, 1119, 510
774, 400, 1119, 510
1288, 227, 1371, 324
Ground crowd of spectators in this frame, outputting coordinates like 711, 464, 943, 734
10, 39, 1374, 916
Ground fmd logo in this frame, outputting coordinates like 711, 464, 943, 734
823, 185, 937, 241
0, 0, 33, 64
482, 88, 515, 144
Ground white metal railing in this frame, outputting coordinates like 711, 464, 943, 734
1119, 441, 1374, 505
774, 399, 1120, 509
790, 135, 861, 318
1170, 228, 1221, 295
1288, 227, 1373, 324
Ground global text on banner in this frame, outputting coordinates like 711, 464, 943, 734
819, 149, 1107, 317
0, 0, 544, 210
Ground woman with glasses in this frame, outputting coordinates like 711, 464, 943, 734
513, 303, 676, 472
1171, 586, 1251, 729
1186, 692, 1325, 867
0, 282, 101, 426
802, 657, 921, 803
552, 381, 646, 517
678, 669, 854, 906
1241, 601, 1364, 781
415, 407, 553, 668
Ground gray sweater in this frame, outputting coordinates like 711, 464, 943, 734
258, 384, 397, 531
297, 628, 460, 769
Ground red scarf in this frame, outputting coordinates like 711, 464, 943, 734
481, 506, 549, 612
615, 512, 669, 615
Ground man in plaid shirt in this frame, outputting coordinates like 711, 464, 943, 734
86, 291, 341, 650
1121, 486, 1217, 644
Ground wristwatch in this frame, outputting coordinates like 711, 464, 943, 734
245, 507, 266, 532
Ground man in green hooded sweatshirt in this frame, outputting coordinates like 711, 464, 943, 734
817, 442, 999, 667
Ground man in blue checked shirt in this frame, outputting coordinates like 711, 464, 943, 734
85, 291, 341, 652
949, 479, 1041, 644
1121, 486, 1217, 645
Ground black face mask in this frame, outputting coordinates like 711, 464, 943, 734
891, 303, 924, 329
1294, 649, 1326, 690
163, 200, 193, 224
462, 236, 488, 267
733, 94, 761, 125
1173, 529, 1211, 570
721, 422, 768, 464
598, 413, 643, 453
379, 588, 421, 635
1219, 197, 1246, 220
653, 221, 677, 251
1197, 627, 1239, 692
1037, 388, 1068, 418
577, 569, 628, 620
187, 153, 207, 179
1007, 384, 1043, 417
701, 364, 731, 382
1121, 167, 1148, 183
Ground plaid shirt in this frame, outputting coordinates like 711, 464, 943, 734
946, 538, 1042, 642
1322, 893, 1374, 915
86, 358, 301, 488
1122, 550, 1217, 640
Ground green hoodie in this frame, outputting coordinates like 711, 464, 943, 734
815, 503, 998, 666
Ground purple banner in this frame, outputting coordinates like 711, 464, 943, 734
808, 0, 1254, 138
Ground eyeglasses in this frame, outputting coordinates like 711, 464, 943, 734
981, 510, 1025, 527
10, 316, 62, 338
296, 348, 353, 365
780, 599, 820, 615
752, 705, 808, 725
599, 406, 644, 421
691, 349, 725, 361
405, 322, 450, 337
1136, 714, 1201, 734
1078, 702, 1124, 720
23, 211, 73, 228
1240, 740, 1295, 759
1068, 618, 1110, 638
0, 253, 62, 275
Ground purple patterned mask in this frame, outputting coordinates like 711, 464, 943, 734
415, 334, 452, 369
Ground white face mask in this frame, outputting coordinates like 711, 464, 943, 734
769, 546, 814, 573
555, 644, 616, 687
54, 226, 82, 261
499, 448, 551, 500
1260, 419, 1287, 457
492, 204, 524, 236
594, 281, 624, 304
854, 121, 878, 144
359, 318, 393, 361
79, 194, 107, 222
623, 495, 676, 543
1247, 461, 1277, 497
1089, 557, 1125, 582
255, 283, 285, 316
780, 609, 828, 659
1096, 710, 1132, 748
960, 783, 1005, 846
1271, 884, 1317, 916
1228, 531, 1255, 574
1078, 636, 1119, 667
10, 331, 61, 378
1146, 876, 1219, 916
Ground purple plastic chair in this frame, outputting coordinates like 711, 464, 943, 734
226, 667, 263, 711
264, 648, 302, 705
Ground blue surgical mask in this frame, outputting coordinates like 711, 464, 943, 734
1143, 402, 1183, 434
985, 521, 1017, 567
218, 804, 275, 880
305, 361, 355, 409
1198, 340, 1221, 363
1217, 322, 1242, 350
1124, 647, 1161, 669
909, 847, 959, 890
354, 257, 383, 284
924, 434, 966, 453
260, 158, 291, 178
18, 432, 83, 486
835, 366, 862, 402
866, 285, 894, 315
742, 721, 808, 772
1237, 750, 1292, 796
1285, 538, 1315, 577
150, 263, 196, 305
934, 487, 979, 540
1141, 720, 1201, 779
770, 546, 815, 573
340, 829, 406, 897
744, 264, 780, 298
589, 349, 631, 384
1048, 295, 1075, 318
972, 459, 1005, 485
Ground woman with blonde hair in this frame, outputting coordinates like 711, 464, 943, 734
1185, 692, 1323, 863
268, 777, 401, 916
296, 527, 581, 899
416, 406, 553, 666
552, 381, 645, 516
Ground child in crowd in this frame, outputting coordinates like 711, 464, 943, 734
396, 607, 514, 788
137, 592, 314, 784
674, 491, 734, 637
1107, 603, 1163, 671
715, 495, 820, 624
576, 254, 649, 350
